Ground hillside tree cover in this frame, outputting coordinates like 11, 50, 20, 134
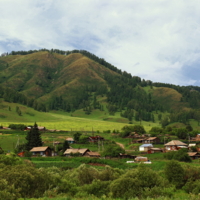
2, 49, 200, 125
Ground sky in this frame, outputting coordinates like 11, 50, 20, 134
1, 0, 200, 86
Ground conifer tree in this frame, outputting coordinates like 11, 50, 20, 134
25, 122, 42, 150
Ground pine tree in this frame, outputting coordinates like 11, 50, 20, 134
25, 122, 42, 150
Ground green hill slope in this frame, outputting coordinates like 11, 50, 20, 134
1, 49, 200, 127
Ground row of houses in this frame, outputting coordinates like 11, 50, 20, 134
138, 140, 200, 159
29, 146, 100, 157
139, 140, 188, 152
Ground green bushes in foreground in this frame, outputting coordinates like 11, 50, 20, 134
2, 154, 200, 199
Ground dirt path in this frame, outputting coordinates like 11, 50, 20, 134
116, 142, 136, 152
116, 142, 125, 149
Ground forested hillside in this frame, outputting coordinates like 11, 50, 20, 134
1, 49, 200, 126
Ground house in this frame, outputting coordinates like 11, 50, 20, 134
148, 148, 163, 154
63, 148, 90, 156
30, 146, 52, 156
84, 151, 100, 158
25, 126, 46, 131
188, 152, 200, 160
66, 137, 75, 144
38, 126, 46, 131
164, 140, 188, 151
17, 151, 25, 157
188, 143, 196, 150
196, 134, 200, 141
89, 136, 104, 143
135, 156, 148, 162
119, 153, 137, 159
143, 137, 160, 144
139, 144, 153, 152
54, 141, 62, 145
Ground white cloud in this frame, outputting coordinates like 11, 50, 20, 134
0, 0, 200, 85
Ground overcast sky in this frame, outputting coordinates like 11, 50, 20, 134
1, 0, 200, 86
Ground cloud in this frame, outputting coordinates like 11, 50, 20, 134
1, 0, 200, 86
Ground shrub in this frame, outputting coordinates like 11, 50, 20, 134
164, 160, 184, 188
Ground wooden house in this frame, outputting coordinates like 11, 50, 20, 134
144, 137, 160, 144
148, 148, 163, 154
164, 140, 188, 151
17, 151, 25, 157
119, 153, 137, 159
139, 144, 153, 152
64, 148, 90, 156
66, 137, 75, 144
84, 151, 100, 158
89, 136, 104, 143
30, 146, 52, 156
188, 152, 200, 160
196, 134, 200, 141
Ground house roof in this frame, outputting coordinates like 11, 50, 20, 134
86, 152, 100, 156
64, 148, 89, 155
66, 137, 74, 141
188, 152, 199, 157
146, 137, 158, 140
164, 140, 187, 146
140, 144, 153, 147
30, 146, 49, 152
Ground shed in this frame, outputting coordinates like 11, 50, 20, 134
30, 146, 52, 157
139, 144, 153, 152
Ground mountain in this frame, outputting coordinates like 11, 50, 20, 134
1, 49, 200, 126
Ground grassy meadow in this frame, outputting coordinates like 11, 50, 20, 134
0, 100, 162, 133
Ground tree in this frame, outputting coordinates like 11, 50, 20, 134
25, 122, 42, 151
164, 160, 184, 188
102, 144, 125, 157
73, 132, 82, 143
161, 117, 169, 128
62, 141, 70, 153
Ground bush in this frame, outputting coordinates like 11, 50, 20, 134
110, 164, 172, 199
164, 160, 184, 188
164, 149, 192, 162
102, 144, 125, 157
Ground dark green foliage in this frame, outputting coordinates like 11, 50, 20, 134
73, 132, 82, 142
161, 116, 169, 128
79, 135, 89, 144
164, 149, 192, 162
0, 163, 55, 198
176, 128, 188, 139
102, 144, 125, 157
164, 160, 185, 188
15, 106, 22, 116
8, 124, 26, 130
149, 126, 163, 136
25, 122, 42, 150
62, 140, 70, 152
121, 125, 146, 137
110, 165, 173, 199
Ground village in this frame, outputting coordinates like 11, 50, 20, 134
7, 124, 200, 163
